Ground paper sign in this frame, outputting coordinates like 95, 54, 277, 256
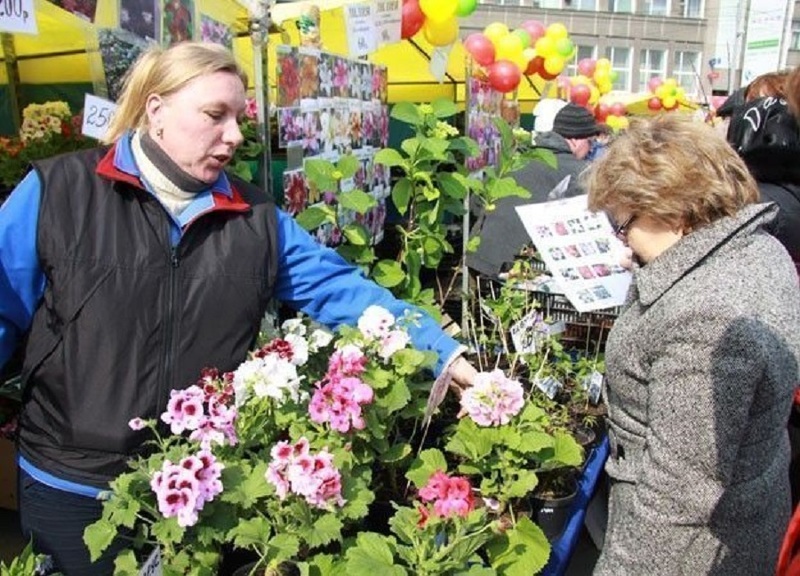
515, 194, 632, 313
81, 93, 118, 140
343, 1, 377, 58
139, 547, 162, 576
373, 0, 401, 46
0, 0, 37, 34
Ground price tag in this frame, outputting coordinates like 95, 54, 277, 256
82, 94, 118, 140
139, 546, 162, 576
0, 0, 37, 34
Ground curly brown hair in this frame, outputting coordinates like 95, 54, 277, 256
584, 114, 759, 232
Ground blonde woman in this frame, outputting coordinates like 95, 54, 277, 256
585, 115, 800, 575
0, 42, 476, 574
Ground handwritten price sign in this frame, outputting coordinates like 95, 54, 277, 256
0, 0, 37, 34
81, 93, 118, 140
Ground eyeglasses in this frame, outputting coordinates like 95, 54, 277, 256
610, 214, 636, 238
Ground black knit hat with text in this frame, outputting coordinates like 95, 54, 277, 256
552, 103, 604, 139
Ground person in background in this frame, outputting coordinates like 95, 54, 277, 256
0, 42, 477, 575
467, 102, 604, 277
585, 115, 800, 575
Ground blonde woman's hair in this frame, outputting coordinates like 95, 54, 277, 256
103, 42, 248, 144
584, 114, 759, 231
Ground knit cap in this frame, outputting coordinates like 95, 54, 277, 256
552, 103, 604, 138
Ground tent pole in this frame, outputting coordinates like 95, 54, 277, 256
1, 34, 21, 133
248, 0, 273, 199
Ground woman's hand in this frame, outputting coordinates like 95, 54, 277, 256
448, 356, 477, 394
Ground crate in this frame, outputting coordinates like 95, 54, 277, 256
533, 291, 619, 353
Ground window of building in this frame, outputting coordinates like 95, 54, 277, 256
605, 46, 632, 91
683, 0, 702, 18
533, 0, 562, 6
609, 0, 634, 12
566, 0, 597, 9
673, 50, 700, 95
566, 45, 598, 77
639, 49, 667, 90
641, 0, 668, 16
792, 21, 800, 50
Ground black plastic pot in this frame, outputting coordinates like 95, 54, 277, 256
530, 472, 579, 542
231, 562, 300, 576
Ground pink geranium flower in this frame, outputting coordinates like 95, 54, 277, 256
460, 370, 525, 427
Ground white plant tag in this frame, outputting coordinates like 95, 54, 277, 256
534, 376, 562, 400
139, 547, 162, 576
510, 310, 546, 355
582, 370, 604, 404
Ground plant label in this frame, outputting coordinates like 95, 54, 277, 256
139, 546, 162, 576
534, 376, 562, 400
510, 310, 547, 355
581, 370, 604, 404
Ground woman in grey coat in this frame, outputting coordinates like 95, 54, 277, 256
584, 115, 800, 575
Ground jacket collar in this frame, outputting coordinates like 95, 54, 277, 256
635, 202, 778, 306
95, 132, 251, 211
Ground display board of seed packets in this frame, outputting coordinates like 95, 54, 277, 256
465, 76, 520, 172
276, 45, 390, 247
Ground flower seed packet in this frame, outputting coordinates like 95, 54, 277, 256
52, 0, 98, 22
98, 29, 149, 102
276, 45, 300, 108
199, 13, 232, 49
162, 0, 194, 46
120, 0, 160, 41
298, 47, 321, 101
282, 169, 309, 216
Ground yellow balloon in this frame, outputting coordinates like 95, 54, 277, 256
546, 22, 569, 40
662, 96, 677, 109
543, 54, 565, 76
522, 47, 536, 62
664, 77, 678, 89
589, 84, 600, 105
419, 0, 457, 23
424, 17, 459, 47
495, 33, 524, 62
595, 57, 611, 71
534, 36, 555, 58
616, 116, 630, 130
593, 68, 609, 85
483, 22, 509, 46
605, 115, 621, 130
511, 52, 529, 73
598, 80, 613, 94
570, 74, 591, 86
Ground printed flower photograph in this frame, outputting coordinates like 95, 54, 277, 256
277, 47, 301, 107
200, 14, 233, 49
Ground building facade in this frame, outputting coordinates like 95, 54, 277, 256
470, 0, 798, 98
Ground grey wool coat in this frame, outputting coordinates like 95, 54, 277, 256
594, 203, 800, 575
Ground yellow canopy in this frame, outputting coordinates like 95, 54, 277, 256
1, 0, 554, 113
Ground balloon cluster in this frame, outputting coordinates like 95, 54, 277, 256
401, 0, 477, 47
646, 77, 686, 112
595, 101, 629, 132
462, 20, 575, 93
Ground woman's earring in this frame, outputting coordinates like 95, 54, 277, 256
156, 127, 163, 138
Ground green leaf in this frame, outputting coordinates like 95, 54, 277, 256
487, 176, 531, 202
390, 178, 413, 216
487, 517, 550, 576
339, 189, 377, 214
437, 172, 468, 200
381, 442, 412, 463
467, 236, 481, 252
337, 154, 360, 179
222, 461, 272, 508
345, 532, 407, 576
551, 431, 584, 467
229, 516, 273, 548
401, 138, 421, 159
372, 259, 406, 288
112, 549, 140, 576
431, 98, 458, 119
269, 533, 302, 564
374, 148, 407, 168
390, 101, 422, 125
377, 379, 410, 414
304, 158, 338, 190
151, 517, 185, 546
306, 514, 344, 549
527, 147, 558, 169
342, 223, 371, 246
506, 469, 539, 499
421, 137, 451, 157
296, 204, 336, 230
519, 431, 553, 454
83, 518, 119, 560
405, 448, 448, 488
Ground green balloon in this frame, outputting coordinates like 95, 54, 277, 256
555, 37, 574, 58
511, 28, 532, 49
456, 0, 477, 17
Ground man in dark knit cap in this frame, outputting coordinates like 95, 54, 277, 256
467, 103, 605, 277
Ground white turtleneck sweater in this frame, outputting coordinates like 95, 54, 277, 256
130, 131, 199, 217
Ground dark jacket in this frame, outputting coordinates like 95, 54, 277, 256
758, 181, 800, 266
467, 132, 590, 277
19, 147, 278, 487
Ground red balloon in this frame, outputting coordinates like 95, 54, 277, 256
488, 60, 522, 93
520, 20, 546, 43
401, 0, 425, 40
538, 67, 559, 81
647, 97, 663, 111
609, 102, 626, 116
577, 58, 596, 77
570, 84, 591, 107
594, 103, 610, 123
463, 33, 496, 66
524, 55, 541, 76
